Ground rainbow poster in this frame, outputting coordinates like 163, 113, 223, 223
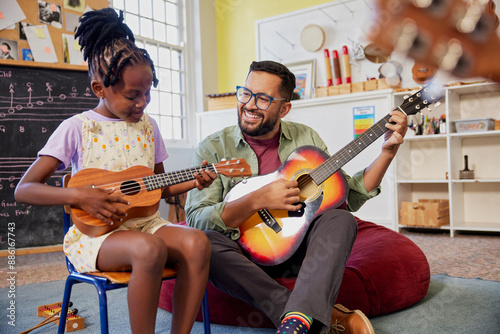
353, 106, 375, 139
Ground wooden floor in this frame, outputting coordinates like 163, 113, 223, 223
0, 230, 498, 289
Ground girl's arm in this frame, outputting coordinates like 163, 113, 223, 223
155, 161, 216, 198
14, 155, 129, 224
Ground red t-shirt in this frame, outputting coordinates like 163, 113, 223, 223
243, 132, 281, 175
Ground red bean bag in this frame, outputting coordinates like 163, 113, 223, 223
158, 218, 430, 327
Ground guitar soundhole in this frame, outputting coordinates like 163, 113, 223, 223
120, 180, 140, 196
296, 173, 320, 201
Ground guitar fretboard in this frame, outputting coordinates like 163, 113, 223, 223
310, 114, 391, 185
143, 164, 217, 191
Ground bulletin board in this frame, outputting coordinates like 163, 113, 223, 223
0, 64, 98, 250
0, 0, 108, 70
255, 0, 421, 91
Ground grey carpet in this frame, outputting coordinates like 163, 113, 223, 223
1, 274, 498, 333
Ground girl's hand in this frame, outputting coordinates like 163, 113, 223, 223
73, 187, 129, 225
193, 160, 217, 190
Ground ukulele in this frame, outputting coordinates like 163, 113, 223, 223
226, 84, 444, 266
66, 159, 251, 237
368, 0, 500, 82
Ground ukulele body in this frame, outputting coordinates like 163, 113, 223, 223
67, 166, 161, 237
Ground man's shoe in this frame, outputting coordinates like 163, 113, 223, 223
328, 304, 375, 334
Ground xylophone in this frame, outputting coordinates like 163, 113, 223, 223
20, 302, 85, 333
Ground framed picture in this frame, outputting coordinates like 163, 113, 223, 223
285, 59, 315, 99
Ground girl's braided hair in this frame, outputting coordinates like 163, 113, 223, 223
75, 8, 158, 88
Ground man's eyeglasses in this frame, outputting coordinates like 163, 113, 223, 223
235, 86, 287, 111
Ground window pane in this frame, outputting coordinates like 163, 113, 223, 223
125, 13, 139, 33
165, 2, 178, 25
145, 43, 157, 64
158, 68, 172, 92
125, 0, 139, 14
140, 0, 152, 18
171, 50, 181, 70
159, 47, 171, 68
140, 17, 153, 39
154, 22, 166, 41
148, 90, 159, 115
160, 116, 172, 140
166, 25, 179, 45
160, 92, 172, 115
172, 71, 181, 94
153, 0, 165, 21
172, 94, 181, 116
172, 117, 183, 140
113, 0, 124, 10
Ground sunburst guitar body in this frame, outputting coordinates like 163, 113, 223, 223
225, 146, 348, 266
227, 84, 444, 266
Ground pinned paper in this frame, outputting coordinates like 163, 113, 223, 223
353, 106, 375, 139
50, 4, 58, 12
24, 25, 58, 63
62, 33, 85, 65
0, 0, 27, 31
35, 27, 46, 39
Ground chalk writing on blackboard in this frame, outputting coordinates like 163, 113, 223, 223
0, 65, 98, 249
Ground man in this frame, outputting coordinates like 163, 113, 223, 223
186, 60, 407, 334
1, 42, 15, 60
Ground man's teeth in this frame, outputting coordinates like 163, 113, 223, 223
245, 111, 260, 119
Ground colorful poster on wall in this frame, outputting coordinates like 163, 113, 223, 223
353, 106, 374, 139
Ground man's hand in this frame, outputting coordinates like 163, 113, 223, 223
193, 160, 217, 190
383, 109, 408, 156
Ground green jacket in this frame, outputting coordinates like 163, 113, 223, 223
185, 120, 380, 240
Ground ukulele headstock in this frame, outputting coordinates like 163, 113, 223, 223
214, 159, 252, 177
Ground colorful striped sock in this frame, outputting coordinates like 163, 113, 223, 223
276, 311, 313, 334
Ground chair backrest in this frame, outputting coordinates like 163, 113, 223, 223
62, 174, 76, 274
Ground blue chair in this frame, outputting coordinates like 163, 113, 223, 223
58, 175, 211, 334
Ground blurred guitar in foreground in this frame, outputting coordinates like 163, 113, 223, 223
369, 0, 500, 82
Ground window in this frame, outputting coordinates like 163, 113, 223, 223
111, 0, 187, 143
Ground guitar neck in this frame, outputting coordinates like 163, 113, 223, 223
310, 114, 391, 185
143, 164, 216, 191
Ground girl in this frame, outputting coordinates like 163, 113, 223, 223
14, 8, 216, 334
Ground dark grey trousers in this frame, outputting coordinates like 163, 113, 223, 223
205, 209, 358, 332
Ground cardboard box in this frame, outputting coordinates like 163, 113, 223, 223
207, 93, 237, 111
495, 120, 500, 130
315, 86, 328, 98
337, 83, 352, 95
351, 82, 364, 93
364, 79, 378, 91
400, 199, 450, 227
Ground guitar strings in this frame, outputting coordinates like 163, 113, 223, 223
92, 166, 214, 196
82, 162, 242, 196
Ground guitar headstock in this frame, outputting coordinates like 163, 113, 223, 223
369, 0, 500, 82
399, 82, 445, 116
214, 159, 252, 177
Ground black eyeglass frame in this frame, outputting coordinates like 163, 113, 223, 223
235, 86, 287, 111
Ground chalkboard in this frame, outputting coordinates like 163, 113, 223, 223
0, 64, 98, 250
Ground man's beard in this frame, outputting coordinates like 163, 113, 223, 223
238, 107, 280, 137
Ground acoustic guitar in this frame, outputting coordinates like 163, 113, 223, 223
225, 84, 444, 266
66, 159, 251, 237
368, 0, 500, 82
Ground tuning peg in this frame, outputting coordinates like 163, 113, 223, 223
412, 0, 432, 8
